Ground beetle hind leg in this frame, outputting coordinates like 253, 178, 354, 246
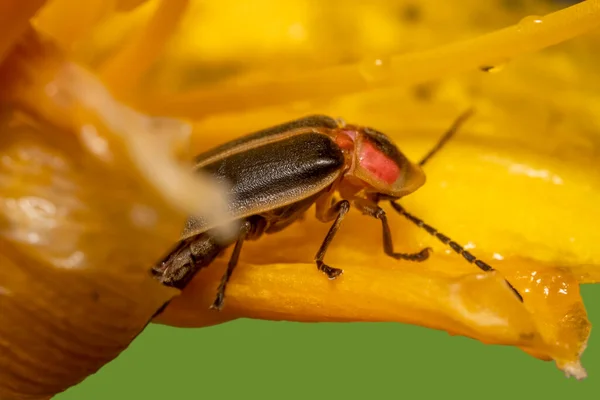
210, 220, 252, 311
314, 200, 350, 279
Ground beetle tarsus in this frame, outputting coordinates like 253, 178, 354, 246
210, 293, 225, 311
313, 200, 350, 281
398, 247, 432, 261
390, 201, 524, 303
317, 262, 343, 279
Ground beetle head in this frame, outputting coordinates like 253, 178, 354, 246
333, 125, 426, 200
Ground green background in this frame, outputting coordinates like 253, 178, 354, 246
57, 286, 599, 400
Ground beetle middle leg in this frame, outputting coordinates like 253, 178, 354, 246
314, 200, 351, 279
356, 201, 431, 262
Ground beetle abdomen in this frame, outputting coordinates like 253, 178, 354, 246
153, 232, 231, 290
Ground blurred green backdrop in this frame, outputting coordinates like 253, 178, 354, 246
58, 285, 599, 400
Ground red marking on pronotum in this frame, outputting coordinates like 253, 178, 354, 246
359, 139, 401, 184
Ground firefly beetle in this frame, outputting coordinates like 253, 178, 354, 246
152, 111, 523, 310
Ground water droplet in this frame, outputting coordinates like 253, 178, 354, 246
517, 15, 544, 33
492, 253, 504, 261
359, 56, 392, 83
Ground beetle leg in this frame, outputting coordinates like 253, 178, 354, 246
357, 201, 431, 262
210, 220, 252, 311
314, 200, 350, 279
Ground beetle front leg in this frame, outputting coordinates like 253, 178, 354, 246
210, 220, 252, 311
314, 200, 350, 279
358, 202, 431, 262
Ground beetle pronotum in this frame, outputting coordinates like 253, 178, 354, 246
152, 111, 523, 310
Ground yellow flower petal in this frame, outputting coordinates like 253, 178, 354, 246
0, 27, 229, 398
135, 0, 600, 118
1, 1, 600, 398
32, 0, 116, 51
98, 0, 189, 96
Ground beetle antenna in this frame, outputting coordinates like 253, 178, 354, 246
418, 108, 475, 167
389, 201, 523, 302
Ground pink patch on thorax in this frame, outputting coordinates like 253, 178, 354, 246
359, 140, 401, 184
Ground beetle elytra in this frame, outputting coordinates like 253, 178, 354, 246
152, 111, 523, 310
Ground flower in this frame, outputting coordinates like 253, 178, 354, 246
1, 0, 599, 398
